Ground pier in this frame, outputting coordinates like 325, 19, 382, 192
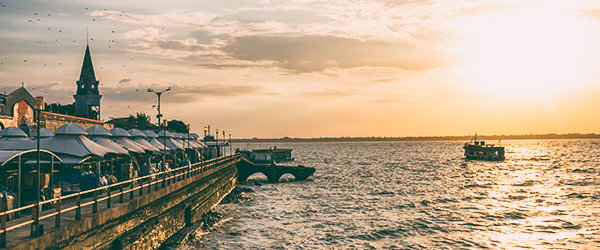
1, 154, 240, 250
237, 158, 316, 182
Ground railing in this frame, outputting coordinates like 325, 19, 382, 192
0, 154, 239, 248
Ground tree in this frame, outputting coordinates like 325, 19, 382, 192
167, 119, 188, 133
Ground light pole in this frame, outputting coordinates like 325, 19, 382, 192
162, 119, 168, 188
186, 124, 190, 160
33, 96, 44, 236
215, 129, 219, 157
229, 131, 232, 156
147, 87, 171, 126
203, 127, 207, 161
222, 130, 225, 155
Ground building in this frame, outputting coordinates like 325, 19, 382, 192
0, 44, 112, 133
0, 87, 36, 133
73, 45, 102, 120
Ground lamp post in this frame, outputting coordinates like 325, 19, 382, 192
186, 124, 190, 162
147, 87, 171, 126
33, 96, 44, 236
162, 119, 168, 188
229, 131, 232, 156
222, 130, 226, 155
215, 129, 219, 157
204, 127, 207, 138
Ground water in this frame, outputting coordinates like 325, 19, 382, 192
182, 140, 600, 249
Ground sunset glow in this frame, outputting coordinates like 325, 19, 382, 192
455, 4, 599, 97
2, 1, 600, 137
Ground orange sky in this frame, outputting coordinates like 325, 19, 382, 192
1, 1, 600, 138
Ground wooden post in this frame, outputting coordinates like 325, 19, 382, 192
129, 180, 133, 200
75, 193, 81, 220
139, 176, 143, 196
1, 201, 6, 248
55, 197, 60, 228
93, 161, 99, 213
119, 182, 123, 203
107, 184, 111, 209
30, 206, 37, 236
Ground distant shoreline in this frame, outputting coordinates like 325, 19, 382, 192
231, 133, 600, 143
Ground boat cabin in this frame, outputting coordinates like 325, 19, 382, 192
241, 147, 294, 163
463, 139, 505, 161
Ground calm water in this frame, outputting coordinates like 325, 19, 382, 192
182, 140, 600, 249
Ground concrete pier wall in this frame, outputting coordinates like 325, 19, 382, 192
12, 159, 238, 250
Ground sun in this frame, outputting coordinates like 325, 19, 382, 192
453, 3, 599, 98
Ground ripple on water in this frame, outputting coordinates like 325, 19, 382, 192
178, 140, 600, 249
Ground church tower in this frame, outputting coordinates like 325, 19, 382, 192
73, 45, 102, 119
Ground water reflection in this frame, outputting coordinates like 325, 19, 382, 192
180, 140, 600, 249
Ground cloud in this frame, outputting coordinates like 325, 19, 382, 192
215, 9, 332, 24
301, 88, 358, 98
220, 35, 459, 73
100, 82, 262, 103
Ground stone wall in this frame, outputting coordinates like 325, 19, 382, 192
12, 159, 238, 250
41, 111, 113, 132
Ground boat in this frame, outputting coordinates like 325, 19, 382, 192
463, 134, 505, 161
238, 146, 294, 164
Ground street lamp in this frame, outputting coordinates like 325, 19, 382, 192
215, 129, 219, 157
162, 119, 168, 187
204, 127, 207, 137
33, 96, 44, 236
229, 131, 232, 156
147, 87, 171, 126
222, 130, 225, 155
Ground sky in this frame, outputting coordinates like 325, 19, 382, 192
2, 0, 600, 138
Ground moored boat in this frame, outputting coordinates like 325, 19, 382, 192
463, 134, 505, 161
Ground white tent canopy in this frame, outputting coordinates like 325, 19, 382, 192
127, 129, 160, 153
86, 126, 130, 156
110, 128, 146, 154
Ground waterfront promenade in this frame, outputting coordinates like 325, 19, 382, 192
1, 155, 239, 249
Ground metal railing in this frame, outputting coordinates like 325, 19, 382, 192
0, 154, 239, 248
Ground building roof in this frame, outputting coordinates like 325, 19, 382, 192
55, 123, 88, 135
76, 45, 99, 96
110, 127, 131, 137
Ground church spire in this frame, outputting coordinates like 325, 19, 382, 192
74, 44, 102, 120
76, 45, 99, 95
